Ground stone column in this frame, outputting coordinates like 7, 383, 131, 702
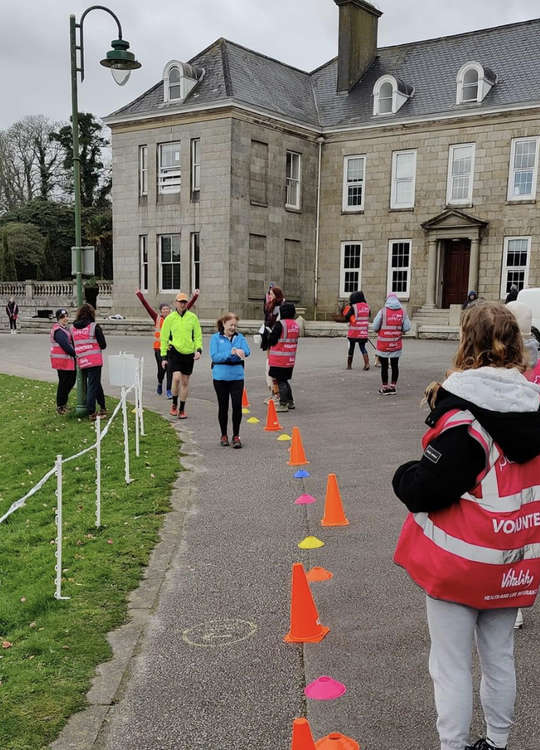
468, 237, 480, 293
425, 239, 438, 307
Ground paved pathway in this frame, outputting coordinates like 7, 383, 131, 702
2, 331, 539, 750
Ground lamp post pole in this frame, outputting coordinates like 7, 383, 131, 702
68, 6, 141, 417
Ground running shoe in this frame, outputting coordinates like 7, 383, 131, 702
220, 435, 230, 447
378, 386, 391, 394
231, 436, 242, 449
287, 400, 295, 410
166, 389, 173, 399
169, 405, 178, 416
178, 411, 187, 419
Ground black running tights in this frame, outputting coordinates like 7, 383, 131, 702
213, 379, 243, 437
379, 356, 399, 385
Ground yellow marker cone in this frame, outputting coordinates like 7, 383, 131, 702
298, 536, 325, 549
277, 433, 292, 441
247, 417, 260, 424
242, 408, 250, 414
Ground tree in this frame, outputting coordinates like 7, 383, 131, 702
84, 206, 113, 278
1, 222, 45, 280
50, 113, 111, 207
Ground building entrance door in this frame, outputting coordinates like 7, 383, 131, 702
442, 239, 470, 308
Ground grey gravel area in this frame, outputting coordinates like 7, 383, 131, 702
1, 332, 539, 750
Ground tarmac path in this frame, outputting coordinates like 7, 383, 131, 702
1, 331, 539, 750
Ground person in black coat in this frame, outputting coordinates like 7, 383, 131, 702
6, 296, 19, 333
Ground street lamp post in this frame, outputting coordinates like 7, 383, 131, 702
70, 5, 141, 416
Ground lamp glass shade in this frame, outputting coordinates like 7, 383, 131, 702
111, 68, 131, 86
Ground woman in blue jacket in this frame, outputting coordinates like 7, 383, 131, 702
210, 313, 251, 448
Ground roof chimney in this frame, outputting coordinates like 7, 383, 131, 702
334, 0, 382, 93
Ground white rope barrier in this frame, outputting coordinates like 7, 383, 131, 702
54, 455, 69, 601
121, 386, 131, 485
95, 413, 102, 528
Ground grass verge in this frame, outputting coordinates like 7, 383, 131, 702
0, 374, 180, 750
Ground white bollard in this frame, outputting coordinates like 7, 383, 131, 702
95, 414, 102, 527
121, 386, 131, 484
54, 455, 70, 601
139, 356, 145, 436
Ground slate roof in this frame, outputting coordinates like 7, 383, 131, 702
106, 18, 540, 130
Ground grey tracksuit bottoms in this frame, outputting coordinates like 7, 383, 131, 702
426, 595, 517, 750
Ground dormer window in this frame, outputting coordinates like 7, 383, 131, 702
163, 60, 204, 104
373, 75, 413, 116
456, 62, 496, 105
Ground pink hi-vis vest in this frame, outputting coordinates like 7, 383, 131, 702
348, 302, 370, 339
377, 306, 404, 352
71, 323, 103, 369
268, 319, 299, 368
394, 408, 540, 609
525, 360, 540, 385
50, 324, 75, 371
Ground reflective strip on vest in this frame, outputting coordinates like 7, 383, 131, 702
377, 307, 403, 352
268, 319, 299, 368
348, 302, 369, 339
72, 323, 103, 369
153, 315, 164, 350
50, 324, 75, 371
394, 408, 540, 608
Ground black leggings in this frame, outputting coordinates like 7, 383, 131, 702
154, 349, 172, 388
348, 338, 367, 355
213, 379, 243, 437
8, 317, 16, 330
56, 369, 76, 407
379, 356, 399, 385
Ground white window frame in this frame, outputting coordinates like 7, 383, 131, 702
190, 138, 200, 196
190, 231, 200, 293
500, 236, 531, 299
138, 145, 148, 197
387, 239, 412, 301
158, 142, 181, 195
391, 150, 416, 209
285, 150, 302, 209
507, 137, 540, 201
456, 61, 495, 105
339, 241, 362, 298
446, 143, 476, 205
342, 155, 366, 212
158, 234, 181, 292
139, 234, 148, 292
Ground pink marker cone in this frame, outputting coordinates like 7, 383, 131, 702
304, 676, 347, 700
294, 494, 317, 505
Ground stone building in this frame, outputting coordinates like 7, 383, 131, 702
105, 0, 540, 321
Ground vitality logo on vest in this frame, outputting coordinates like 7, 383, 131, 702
492, 512, 540, 534
501, 568, 534, 588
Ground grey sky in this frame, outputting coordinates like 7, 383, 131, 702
1, 0, 539, 130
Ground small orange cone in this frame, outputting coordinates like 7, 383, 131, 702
321, 473, 349, 527
264, 398, 282, 431
242, 387, 250, 408
306, 566, 333, 582
287, 426, 310, 466
291, 717, 317, 750
284, 563, 330, 643
315, 732, 360, 749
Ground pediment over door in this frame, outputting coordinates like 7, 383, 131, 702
421, 208, 488, 233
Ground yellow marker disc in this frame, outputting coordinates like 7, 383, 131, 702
277, 434, 292, 441
247, 417, 260, 424
298, 536, 325, 549
242, 408, 250, 414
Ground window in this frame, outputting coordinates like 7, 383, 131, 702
250, 141, 268, 205
456, 62, 496, 105
339, 242, 362, 297
378, 82, 393, 114
158, 142, 181, 194
387, 240, 412, 300
391, 150, 416, 209
373, 74, 413, 115
507, 137, 540, 201
285, 151, 301, 209
342, 155, 366, 211
138, 145, 148, 197
284, 239, 301, 299
190, 232, 200, 292
190, 138, 200, 199
500, 237, 530, 298
248, 234, 267, 299
159, 234, 181, 291
139, 235, 148, 292
446, 143, 475, 205
168, 65, 181, 100
462, 68, 478, 102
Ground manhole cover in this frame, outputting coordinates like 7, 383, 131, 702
182, 618, 257, 647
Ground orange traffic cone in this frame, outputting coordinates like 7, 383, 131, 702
291, 717, 317, 750
315, 732, 360, 749
288, 426, 310, 466
242, 387, 250, 408
321, 473, 349, 527
284, 562, 330, 643
264, 398, 282, 431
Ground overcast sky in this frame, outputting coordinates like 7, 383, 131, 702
2, 0, 539, 130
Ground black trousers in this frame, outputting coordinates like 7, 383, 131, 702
379, 356, 399, 385
154, 349, 172, 388
56, 369, 76, 407
277, 379, 293, 405
8, 317, 16, 330
82, 365, 106, 414
348, 338, 367, 355
213, 379, 243, 437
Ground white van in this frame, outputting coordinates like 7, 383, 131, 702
517, 288, 540, 331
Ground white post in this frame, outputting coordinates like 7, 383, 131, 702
95, 414, 101, 528
54, 455, 70, 601
139, 356, 145, 436
135, 372, 140, 458
121, 386, 131, 484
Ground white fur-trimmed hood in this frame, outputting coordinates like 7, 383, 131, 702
442, 366, 540, 413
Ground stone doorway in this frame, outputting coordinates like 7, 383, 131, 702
441, 239, 470, 308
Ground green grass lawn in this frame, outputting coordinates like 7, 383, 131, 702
0, 374, 180, 750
